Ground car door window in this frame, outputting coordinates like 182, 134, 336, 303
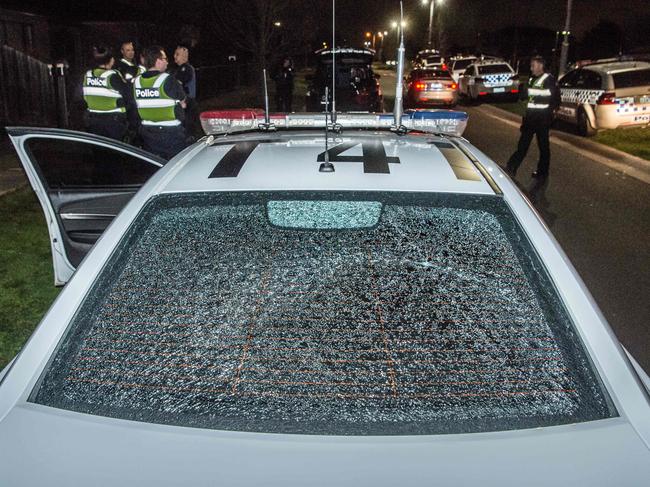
559, 70, 579, 88
26, 138, 158, 189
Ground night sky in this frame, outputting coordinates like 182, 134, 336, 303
2, 0, 649, 50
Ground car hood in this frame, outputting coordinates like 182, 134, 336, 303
1, 405, 649, 486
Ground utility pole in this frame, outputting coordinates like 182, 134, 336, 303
427, 0, 434, 47
558, 0, 573, 77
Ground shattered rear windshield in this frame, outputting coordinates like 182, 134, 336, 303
31, 192, 615, 435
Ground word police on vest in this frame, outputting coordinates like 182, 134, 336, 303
86, 77, 108, 87
136, 88, 161, 98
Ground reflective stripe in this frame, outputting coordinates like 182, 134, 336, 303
141, 119, 181, 126
82, 86, 122, 98
88, 108, 125, 114
533, 73, 549, 87
153, 73, 169, 88
135, 98, 177, 108
528, 88, 551, 96
527, 102, 550, 109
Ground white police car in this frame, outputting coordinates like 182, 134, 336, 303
557, 60, 650, 136
1, 110, 650, 486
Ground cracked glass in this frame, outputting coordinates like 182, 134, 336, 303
31, 192, 616, 435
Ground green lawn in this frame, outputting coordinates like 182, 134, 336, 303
491, 102, 650, 161
593, 127, 650, 161
0, 188, 60, 370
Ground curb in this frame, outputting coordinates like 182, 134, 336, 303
476, 104, 650, 185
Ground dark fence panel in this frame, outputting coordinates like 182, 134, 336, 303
0, 45, 57, 126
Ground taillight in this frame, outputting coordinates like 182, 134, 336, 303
415, 82, 426, 90
442, 63, 447, 70
597, 92, 616, 105
451, 83, 458, 90
511, 89, 519, 93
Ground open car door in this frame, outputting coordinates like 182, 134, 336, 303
7, 128, 165, 285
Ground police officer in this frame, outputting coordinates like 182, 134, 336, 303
133, 46, 187, 160
273, 57, 294, 112
115, 41, 146, 82
82, 46, 138, 141
172, 44, 199, 138
506, 55, 561, 179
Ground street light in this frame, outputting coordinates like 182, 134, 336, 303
273, 21, 282, 27
423, 0, 446, 49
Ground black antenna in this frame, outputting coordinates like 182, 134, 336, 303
331, 0, 337, 124
319, 86, 334, 172
392, 0, 407, 133
259, 68, 275, 131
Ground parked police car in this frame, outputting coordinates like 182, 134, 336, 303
458, 60, 519, 102
449, 55, 478, 83
413, 49, 445, 69
2, 108, 650, 485
557, 60, 650, 136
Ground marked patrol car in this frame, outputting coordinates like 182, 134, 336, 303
458, 59, 519, 102
2, 110, 650, 486
557, 60, 650, 136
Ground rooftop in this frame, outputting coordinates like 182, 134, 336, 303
161, 132, 496, 196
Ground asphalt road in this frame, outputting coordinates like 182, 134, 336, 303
376, 67, 650, 371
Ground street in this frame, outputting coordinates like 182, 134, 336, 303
377, 67, 650, 370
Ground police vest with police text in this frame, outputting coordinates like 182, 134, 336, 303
83, 69, 125, 114
526, 73, 552, 111
133, 73, 181, 126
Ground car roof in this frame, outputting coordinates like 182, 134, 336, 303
158, 131, 497, 196
584, 61, 650, 74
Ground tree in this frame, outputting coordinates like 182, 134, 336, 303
210, 0, 292, 77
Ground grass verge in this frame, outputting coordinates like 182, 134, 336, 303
593, 127, 650, 161
0, 188, 60, 370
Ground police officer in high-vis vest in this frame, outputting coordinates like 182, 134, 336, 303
82, 46, 138, 141
133, 46, 187, 160
506, 56, 561, 179
115, 41, 146, 83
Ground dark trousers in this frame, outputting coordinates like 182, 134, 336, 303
139, 125, 187, 161
276, 88, 293, 112
507, 123, 551, 175
182, 98, 201, 139
86, 113, 128, 142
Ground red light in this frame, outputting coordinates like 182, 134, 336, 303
200, 109, 264, 120
597, 92, 616, 105
511, 89, 519, 93
451, 83, 458, 90
415, 82, 426, 90
442, 63, 447, 70
479, 91, 488, 96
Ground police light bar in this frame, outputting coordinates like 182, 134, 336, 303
200, 110, 468, 137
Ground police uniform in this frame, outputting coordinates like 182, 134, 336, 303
83, 67, 137, 141
133, 70, 187, 160
173, 62, 199, 137
116, 58, 146, 83
506, 71, 561, 177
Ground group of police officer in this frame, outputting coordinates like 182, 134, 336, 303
82, 41, 196, 160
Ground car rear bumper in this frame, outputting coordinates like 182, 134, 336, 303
415, 90, 458, 105
595, 104, 650, 129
